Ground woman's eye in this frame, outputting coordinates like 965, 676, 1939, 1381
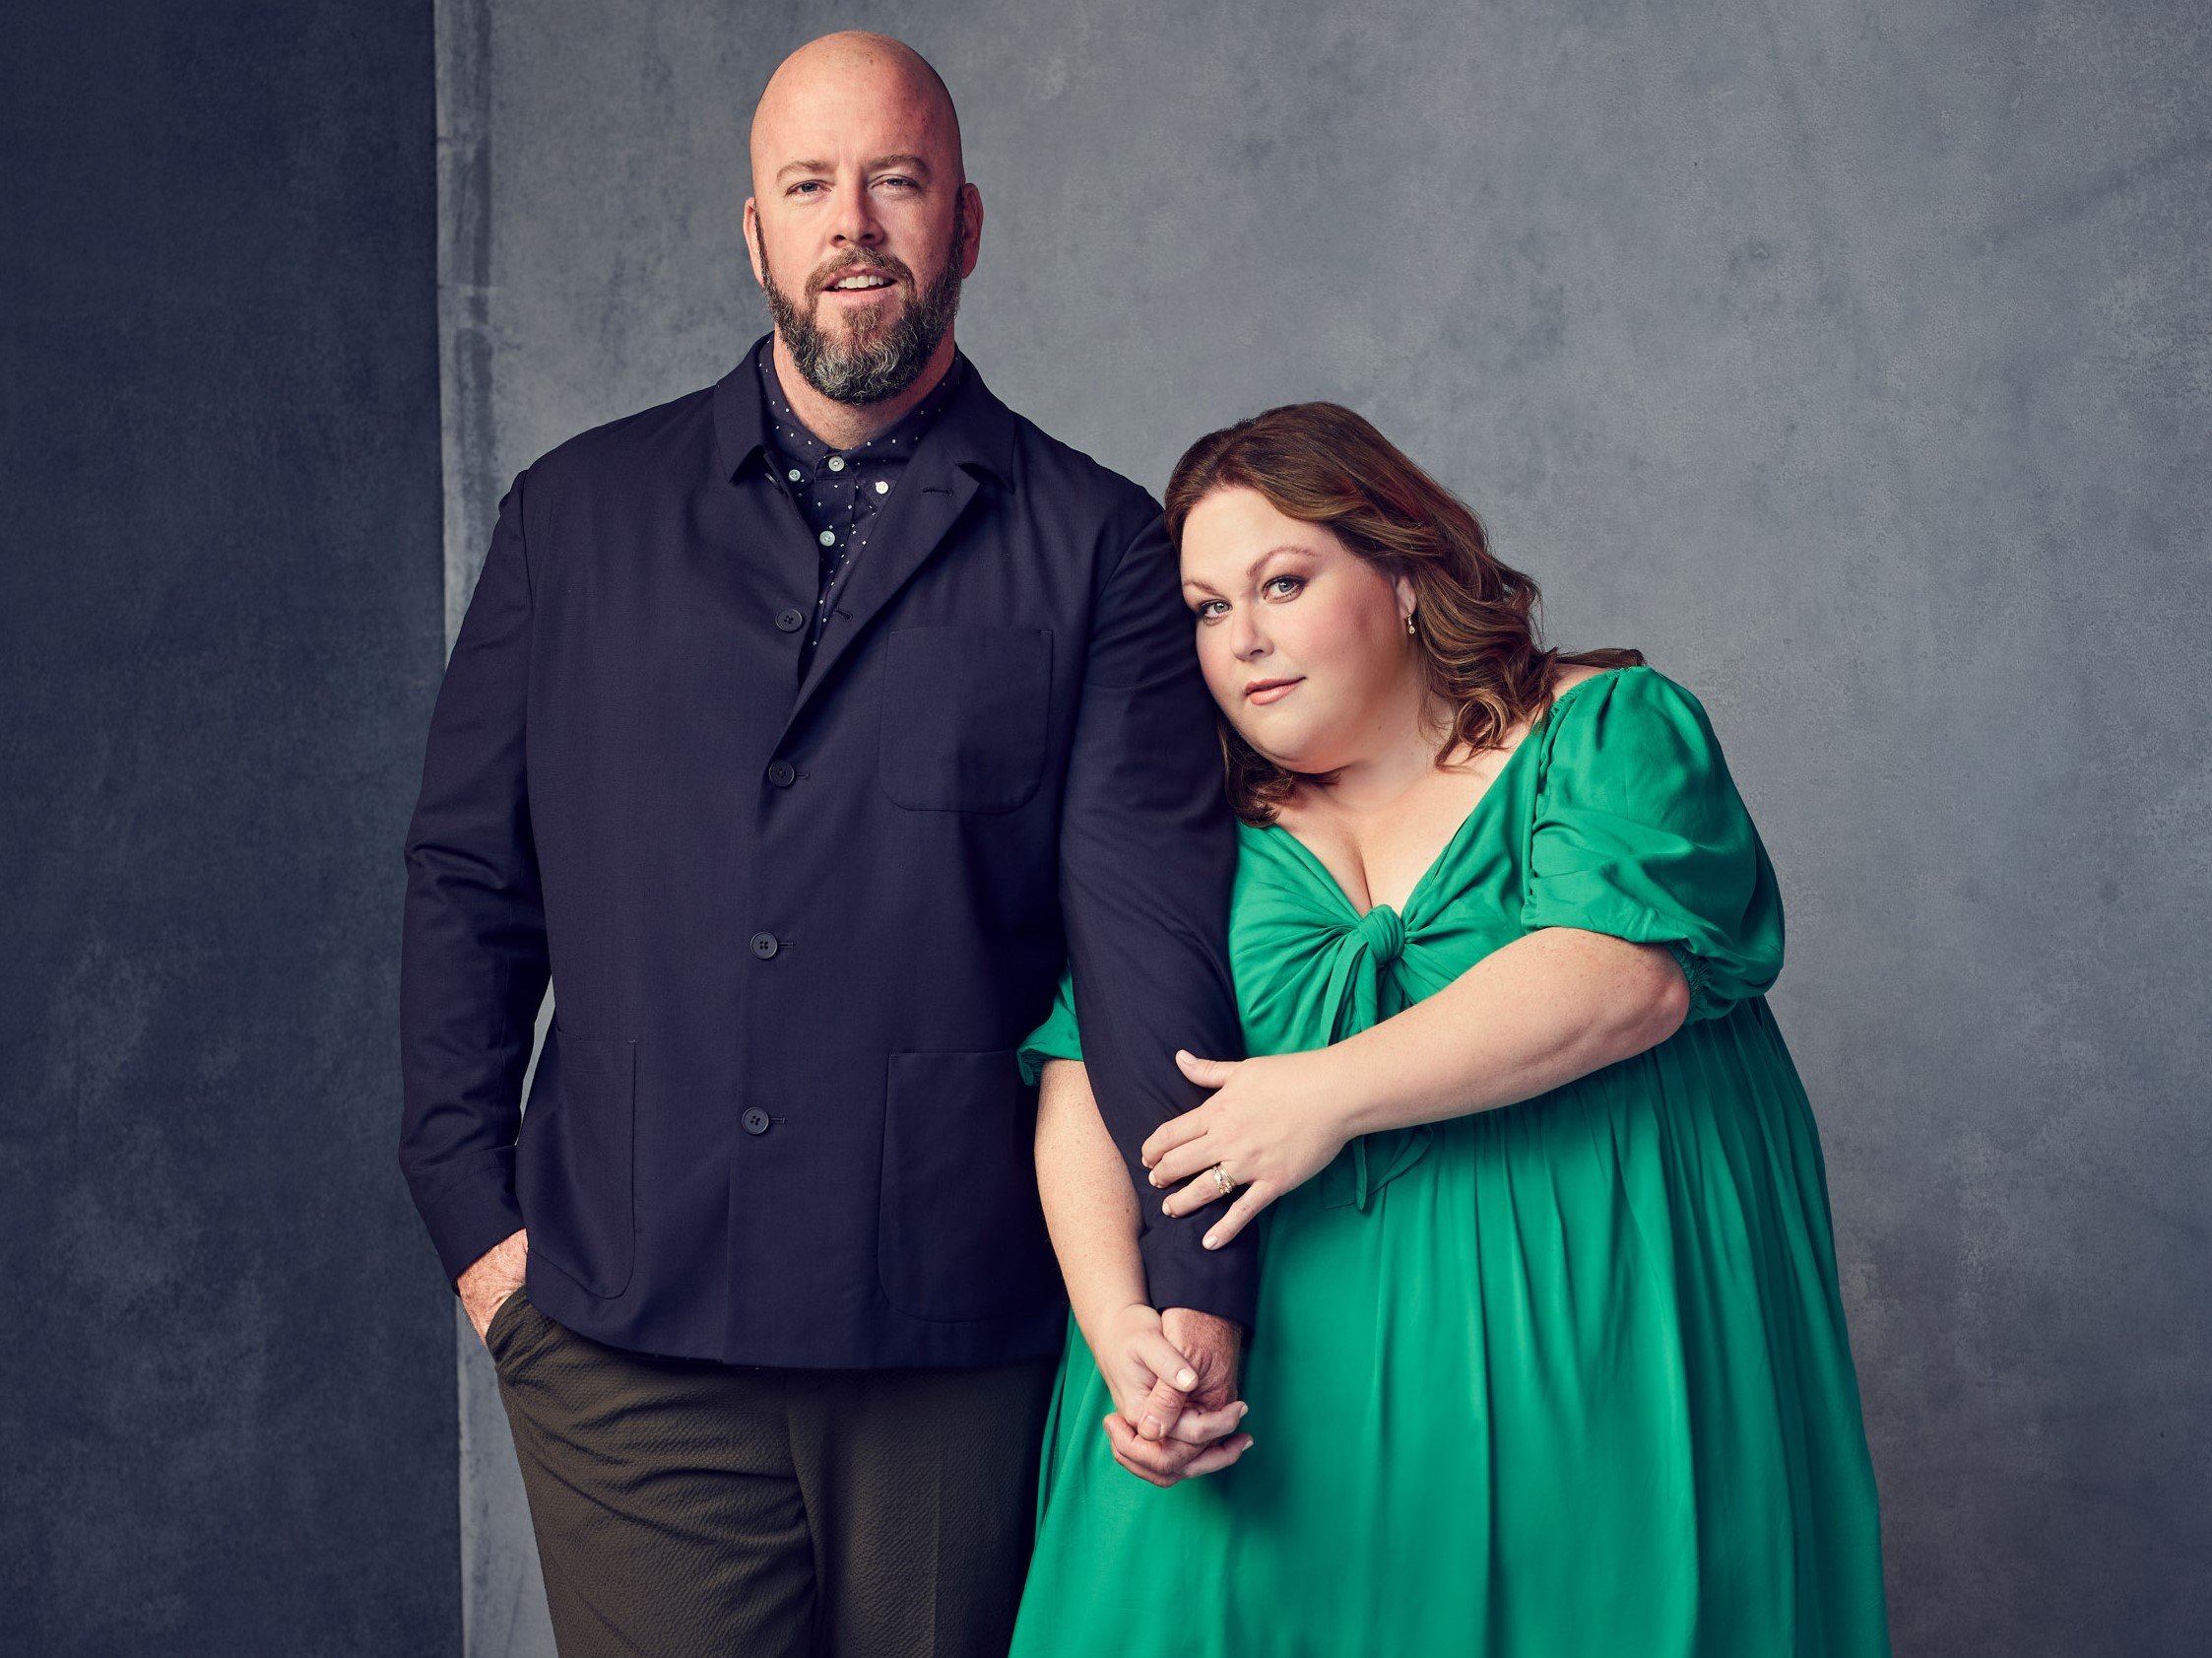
1194, 600, 1228, 621
1264, 575, 1304, 599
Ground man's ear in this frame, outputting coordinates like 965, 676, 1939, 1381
742, 198, 767, 291
957, 181, 984, 280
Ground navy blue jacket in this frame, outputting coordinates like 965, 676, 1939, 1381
399, 337, 1251, 1366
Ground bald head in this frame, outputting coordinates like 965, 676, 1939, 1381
749, 32, 963, 195
741, 32, 980, 417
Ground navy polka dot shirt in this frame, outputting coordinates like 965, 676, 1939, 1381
758, 350, 970, 666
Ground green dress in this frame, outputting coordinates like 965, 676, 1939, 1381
1008, 666, 1890, 1658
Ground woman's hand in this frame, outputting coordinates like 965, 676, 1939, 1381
1094, 1303, 1252, 1488
1141, 1048, 1356, 1249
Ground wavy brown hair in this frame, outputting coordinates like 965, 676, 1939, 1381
1164, 401, 1644, 826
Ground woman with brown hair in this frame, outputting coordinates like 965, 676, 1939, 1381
1006, 404, 1890, 1656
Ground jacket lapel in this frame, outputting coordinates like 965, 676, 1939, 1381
780, 446, 986, 738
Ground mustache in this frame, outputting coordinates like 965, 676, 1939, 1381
810, 250, 917, 292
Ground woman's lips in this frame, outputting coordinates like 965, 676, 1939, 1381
1245, 678, 1303, 705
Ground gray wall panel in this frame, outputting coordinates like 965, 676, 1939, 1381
441, 4, 2211, 1653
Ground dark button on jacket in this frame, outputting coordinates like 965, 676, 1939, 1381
399, 334, 1247, 1368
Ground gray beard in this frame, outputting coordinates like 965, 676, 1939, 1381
760, 201, 966, 405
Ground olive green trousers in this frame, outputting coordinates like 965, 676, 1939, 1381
487, 1290, 1059, 1658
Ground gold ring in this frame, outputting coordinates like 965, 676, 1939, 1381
1211, 1164, 1235, 1199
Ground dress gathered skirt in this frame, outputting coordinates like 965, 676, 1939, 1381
1008, 666, 1891, 1658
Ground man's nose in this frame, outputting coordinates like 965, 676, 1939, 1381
829, 174, 885, 247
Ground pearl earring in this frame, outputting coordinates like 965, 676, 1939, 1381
1405, 613, 1417, 636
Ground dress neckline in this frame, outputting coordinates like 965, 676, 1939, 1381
1247, 667, 1634, 924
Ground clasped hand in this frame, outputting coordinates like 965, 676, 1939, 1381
1098, 1303, 1252, 1488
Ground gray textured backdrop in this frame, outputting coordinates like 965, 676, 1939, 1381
437, 2, 2212, 1654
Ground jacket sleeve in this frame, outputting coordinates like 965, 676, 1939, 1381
1057, 510, 1255, 1328
397, 472, 552, 1285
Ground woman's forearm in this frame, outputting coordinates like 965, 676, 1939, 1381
1034, 1057, 1150, 1353
1331, 927, 1688, 1138
1143, 929, 1693, 1249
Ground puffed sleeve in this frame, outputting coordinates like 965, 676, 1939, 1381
1016, 966, 1085, 1086
1519, 667, 1784, 1022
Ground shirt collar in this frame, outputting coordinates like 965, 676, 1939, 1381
713, 332, 1016, 492
758, 347, 964, 469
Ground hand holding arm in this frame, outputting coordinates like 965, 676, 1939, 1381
1144, 927, 1688, 1246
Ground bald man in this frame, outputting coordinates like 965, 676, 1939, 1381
399, 32, 1251, 1656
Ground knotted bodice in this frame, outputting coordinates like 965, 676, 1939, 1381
1353, 902, 1405, 965
1230, 833, 1523, 1212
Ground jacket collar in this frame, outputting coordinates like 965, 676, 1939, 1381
712, 331, 1017, 493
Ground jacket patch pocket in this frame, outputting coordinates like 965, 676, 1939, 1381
515, 1021, 638, 1299
879, 1050, 1063, 1322
878, 626, 1053, 813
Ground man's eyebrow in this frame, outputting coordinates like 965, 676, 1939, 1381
776, 154, 934, 184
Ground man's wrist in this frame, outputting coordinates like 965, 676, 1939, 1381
1163, 1304, 1245, 1342
412, 1153, 524, 1286
1139, 1227, 1259, 1331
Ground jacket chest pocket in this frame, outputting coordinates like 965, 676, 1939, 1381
877, 626, 1053, 813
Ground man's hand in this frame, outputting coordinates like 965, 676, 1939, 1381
457, 1227, 528, 1346
1102, 1305, 1250, 1487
